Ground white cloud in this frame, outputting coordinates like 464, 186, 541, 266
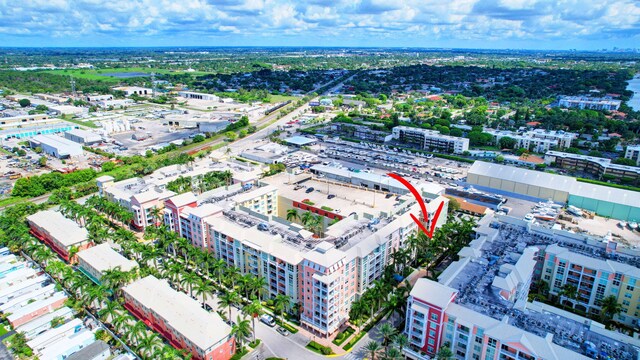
0, 0, 637, 47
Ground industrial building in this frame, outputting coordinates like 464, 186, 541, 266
28, 134, 83, 158
467, 161, 640, 221
76, 243, 138, 284
122, 276, 235, 360
64, 128, 102, 145
390, 126, 469, 154
26, 210, 92, 261
284, 136, 317, 147
178, 91, 219, 101
113, 86, 152, 96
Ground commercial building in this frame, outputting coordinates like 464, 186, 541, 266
330, 123, 390, 142
0, 114, 50, 126
467, 161, 640, 221
27, 210, 92, 261
545, 151, 640, 183
28, 134, 83, 158
77, 243, 138, 284
390, 126, 469, 154
541, 244, 640, 327
64, 129, 102, 145
113, 86, 152, 96
625, 145, 640, 166
0, 122, 78, 140
178, 91, 220, 101
123, 276, 235, 360
284, 136, 317, 147
559, 96, 622, 111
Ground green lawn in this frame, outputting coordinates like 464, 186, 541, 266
62, 117, 98, 129
44, 67, 209, 81
0, 324, 9, 337
268, 94, 297, 104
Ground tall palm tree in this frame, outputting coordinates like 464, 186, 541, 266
231, 315, 253, 349
559, 283, 578, 309
384, 347, 403, 360
250, 276, 268, 301
600, 295, 623, 325
365, 340, 381, 360
273, 294, 292, 324
286, 208, 300, 223
218, 291, 241, 321
300, 211, 314, 227
137, 332, 163, 359
393, 334, 408, 356
242, 300, 263, 342
212, 258, 226, 285
128, 320, 148, 345
194, 278, 214, 307
181, 271, 200, 297
379, 323, 397, 354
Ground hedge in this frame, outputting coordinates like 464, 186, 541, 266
275, 319, 299, 334
343, 332, 366, 351
306, 340, 333, 355
230, 347, 248, 360
321, 206, 334, 211
332, 326, 355, 346
249, 339, 261, 348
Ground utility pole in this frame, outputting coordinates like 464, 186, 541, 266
70, 77, 76, 98
151, 72, 157, 98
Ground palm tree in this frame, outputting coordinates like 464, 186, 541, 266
600, 295, 623, 325
98, 300, 123, 323
379, 323, 397, 354
181, 272, 199, 297
149, 207, 163, 227
559, 283, 578, 310
393, 334, 408, 356
300, 211, 314, 227
218, 291, 241, 321
250, 276, 268, 301
212, 258, 226, 285
137, 332, 163, 358
128, 320, 148, 345
112, 313, 134, 335
383, 290, 407, 324
273, 294, 292, 324
436, 346, 453, 360
194, 278, 214, 307
242, 300, 263, 342
286, 208, 300, 223
365, 340, 381, 360
231, 315, 253, 348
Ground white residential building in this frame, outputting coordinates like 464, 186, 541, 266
391, 126, 469, 154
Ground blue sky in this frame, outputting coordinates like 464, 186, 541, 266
0, 0, 639, 49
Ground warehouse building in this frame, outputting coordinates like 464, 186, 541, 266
64, 129, 102, 145
467, 161, 640, 221
28, 134, 83, 158
178, 91, 219, 101
77, 244, 138, 284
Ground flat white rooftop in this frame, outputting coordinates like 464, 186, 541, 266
77, 243, 137, 275
27, 210, 88, 247
122, 276, 231, 351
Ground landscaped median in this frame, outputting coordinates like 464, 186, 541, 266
343, 310, 390, 351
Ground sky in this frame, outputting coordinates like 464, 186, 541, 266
0, 0, 639, 50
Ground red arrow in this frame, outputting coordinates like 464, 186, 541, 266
387, 172, 445, 239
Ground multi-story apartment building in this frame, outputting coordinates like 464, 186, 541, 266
625, 145, 640, 166
404, 279, 590, 360
179, 204, 223, 249
541, 244, 640, 327
545, 151, 640, 182
391, 126, 469, 154
163, 192, 198, 235
558, 96, 621, 111
97, 176, 175, 230
232, 185, 278, 216
202, 195, 447, 337
26, 210, 92, 262
489, 129, 577, 153
331, 123, 390, 142
123, 276, 235, 360
76, 243, 138, 284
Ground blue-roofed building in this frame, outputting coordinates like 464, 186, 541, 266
284, 136, 317, 147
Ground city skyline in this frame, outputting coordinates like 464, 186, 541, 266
1, 0, 639, 49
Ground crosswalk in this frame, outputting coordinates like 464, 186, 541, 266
343, 350, 364, 360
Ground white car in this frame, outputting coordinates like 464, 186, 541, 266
260, 314, 276, 327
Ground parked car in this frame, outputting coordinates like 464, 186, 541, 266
260, 314, 276, 327
305, 187, 315, 193
327, 194, 336, 199
276, 327, 290, 336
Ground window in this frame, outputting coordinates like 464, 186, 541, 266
430, 313, 439, 321
428, 338, 435, 346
